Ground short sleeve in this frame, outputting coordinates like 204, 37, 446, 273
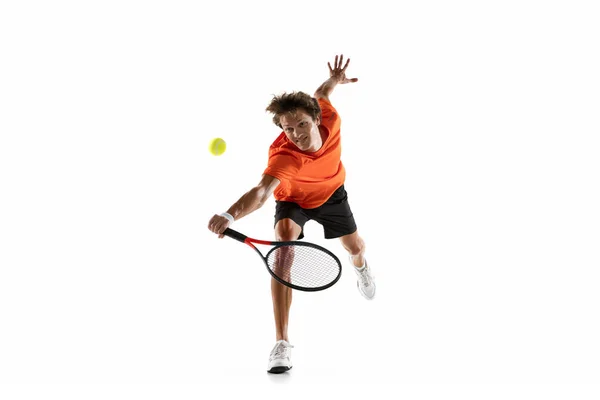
318, 98, 341, 134
264, 150, 302, 182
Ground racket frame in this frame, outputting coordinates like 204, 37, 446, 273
223, 228, 342, 292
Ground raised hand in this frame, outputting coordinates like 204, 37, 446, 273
328, 54, 358, 85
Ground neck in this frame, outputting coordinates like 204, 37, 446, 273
306, 129, 323, 152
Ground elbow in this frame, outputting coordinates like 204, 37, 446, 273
259, 190, 272, 208
252, 186, 269, 209
314, 91, 329, 102
253, 174, 278, 209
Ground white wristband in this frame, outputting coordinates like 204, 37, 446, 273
220, 212, 234, 224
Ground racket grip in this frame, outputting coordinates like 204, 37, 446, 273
222, 228, 247, 243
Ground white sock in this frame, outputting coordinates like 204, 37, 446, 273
353, 258, 366, 270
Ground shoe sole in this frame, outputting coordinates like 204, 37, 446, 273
267, 366, 292, 374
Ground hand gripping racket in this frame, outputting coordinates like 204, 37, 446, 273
222, 228, 342, 292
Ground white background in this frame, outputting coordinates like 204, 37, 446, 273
1, 0, 599, 398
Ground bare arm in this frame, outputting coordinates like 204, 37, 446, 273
208, 174, 280, 238
226, 174, 280, 221
314, 54, 358, 102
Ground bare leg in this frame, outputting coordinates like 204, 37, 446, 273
272, 218, 302, 342
339, 230, 366, 267
340, 230, 375, 299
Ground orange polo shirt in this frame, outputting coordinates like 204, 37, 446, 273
264, 98, 345, 209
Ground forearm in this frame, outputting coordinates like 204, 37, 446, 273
226, 186, 268, 221
314, 77, 339, 99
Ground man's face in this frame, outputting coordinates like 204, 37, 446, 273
280, 109, 321, 152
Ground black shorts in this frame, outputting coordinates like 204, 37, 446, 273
274, 185, 357, 240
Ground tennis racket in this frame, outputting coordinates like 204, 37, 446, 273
222, 228, 342, 292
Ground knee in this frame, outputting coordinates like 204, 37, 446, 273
275, 218, 301, 241
345, 236, 366, 257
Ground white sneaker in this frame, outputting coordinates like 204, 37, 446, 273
267, 340, 294, 373
351, 257, 376, 300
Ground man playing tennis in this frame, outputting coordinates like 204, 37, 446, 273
207, 54, 375, 374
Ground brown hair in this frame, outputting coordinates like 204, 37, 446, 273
265, 91, 321, 129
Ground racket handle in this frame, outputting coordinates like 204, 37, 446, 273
222, 228, 248, 243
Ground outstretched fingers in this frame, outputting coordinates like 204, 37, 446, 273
342, 57, 350, 72
327, 54, 358, 84
337, 54, 345, 70
332, 54, 351, 72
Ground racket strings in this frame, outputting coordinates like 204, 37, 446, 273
266, 244, 340, 289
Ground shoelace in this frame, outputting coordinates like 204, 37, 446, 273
356, 266, 372, 287
271, 342, 293, 360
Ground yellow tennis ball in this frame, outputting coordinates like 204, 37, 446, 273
209, 138, 226, 156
